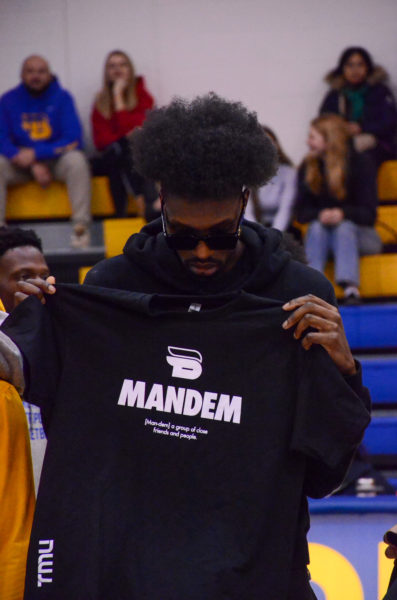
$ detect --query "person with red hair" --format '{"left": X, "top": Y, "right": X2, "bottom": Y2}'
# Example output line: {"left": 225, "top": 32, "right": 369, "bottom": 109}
{"left": 295, "top": 114, "right": 381, "bottom": 303}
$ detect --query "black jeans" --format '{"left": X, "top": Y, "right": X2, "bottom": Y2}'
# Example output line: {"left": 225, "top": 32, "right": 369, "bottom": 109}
{"left": 91, "top": 137, "right": 157, "bottom": 218}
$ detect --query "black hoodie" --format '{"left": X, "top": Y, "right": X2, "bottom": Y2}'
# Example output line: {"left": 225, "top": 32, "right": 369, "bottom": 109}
{"left": 86, "top": 219, "right": 336, "bottom": 303}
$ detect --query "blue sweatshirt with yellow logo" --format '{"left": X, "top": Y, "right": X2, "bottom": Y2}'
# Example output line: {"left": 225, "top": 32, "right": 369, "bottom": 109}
{"left": 0, "top": 77, "right": 83, "bottom": 160}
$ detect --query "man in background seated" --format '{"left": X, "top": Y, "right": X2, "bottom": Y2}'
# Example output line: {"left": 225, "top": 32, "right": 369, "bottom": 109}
{"left": 0, "top": 226, "right": 48, "bottom": 492}
{"left": 0, "top": 55, "right": 91, "bottom": 248}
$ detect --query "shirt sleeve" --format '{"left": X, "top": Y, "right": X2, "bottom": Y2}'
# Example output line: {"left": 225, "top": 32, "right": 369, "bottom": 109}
{"left": 0, "top": 99, "right": 19, "bottom": 159}
{"left": 272, "top": 167, "right": 297, "bottom": 231}
{"left": 291, "top": 344, "right": 371, "bottom": 498}
{"left": 361, "top": 84, "right": 397, "bottom": 138}
{"left": 1, "top": 296, "right": 61, "bottom": 415}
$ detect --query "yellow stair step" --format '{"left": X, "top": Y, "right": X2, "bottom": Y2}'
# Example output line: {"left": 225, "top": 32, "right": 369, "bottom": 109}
{"left": 325, "top": 254, "right": 397, "bottom": 298}
{"left": 6, "top": 177, "right": 138, "bottom": 220}
{"left": 378, "top": 161, "right": 397, "bottom": 201}
{"left": 79, "top": 266, "right": 92, "bottom": 284}
{"left": 103, "top": 218, "right": 146, "bottom": 258}
{"left": 376, "top": 205, "right": 397, "bottom": 244}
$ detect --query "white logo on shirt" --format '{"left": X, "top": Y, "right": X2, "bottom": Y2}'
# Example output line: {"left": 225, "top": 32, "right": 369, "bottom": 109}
{"left": 166, "top": 346, "right": 203, "bottom": 380}
{"left": 37, "top": 539, "right": 54, "bottom": 587}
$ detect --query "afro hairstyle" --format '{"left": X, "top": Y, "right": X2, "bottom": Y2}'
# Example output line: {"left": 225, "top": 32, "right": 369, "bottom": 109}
{"left": 0, "top": 226, "right": 43, "bottom": 258}
{"left": 131, "top": 93, "right": 278, "bottom": 199}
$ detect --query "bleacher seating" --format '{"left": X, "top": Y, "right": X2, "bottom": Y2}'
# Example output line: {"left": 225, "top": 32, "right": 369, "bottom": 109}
{"left": 360, "top": 357, "right": 397, "bottom": 404}
{"left": 340, "top": 304, "right": 397, "bottom": 349}
{"left": 341, "top": 301, "right": 397, "bottom": 477}
{"left": 103, "top": 217, "right": 146, "bottom": 258}
{"left": 325, "top": 254, "right": 397, "bottom": 298}
{"left": 364, "top": 418, "right": 397, "bottom": 456}
{"left": 78, "top": 217, "right": 146, "bottom": 283}
{"left": 6, "top": 176, "right": 139, "bottom": 220}
{"left": 378, "top": 161, "right": 397, "bottom": 201}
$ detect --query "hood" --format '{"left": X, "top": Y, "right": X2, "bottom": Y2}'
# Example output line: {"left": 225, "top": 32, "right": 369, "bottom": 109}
{"left": 122, "top": 218, "right": 291, "bottom": 295}
{"left": 135, "top": 76, "right": 146, "bottom": 92}
{"left": 20, "top": 76, "right": 61, "bottom": 100}
{"left": 324, "top": 65, "right": 389, "bottom": 90}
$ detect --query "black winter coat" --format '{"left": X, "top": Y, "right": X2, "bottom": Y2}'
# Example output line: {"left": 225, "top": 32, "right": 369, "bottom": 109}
{"left": 319, "top": 67, "right": 397, "bottom": 156}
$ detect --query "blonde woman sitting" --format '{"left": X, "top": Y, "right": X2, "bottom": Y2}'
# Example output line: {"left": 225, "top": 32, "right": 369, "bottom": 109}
{"left": 295, "top": 114, "right": 381, "bottom": 303}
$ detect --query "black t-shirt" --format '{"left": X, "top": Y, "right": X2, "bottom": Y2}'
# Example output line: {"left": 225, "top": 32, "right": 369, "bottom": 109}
{"left": 2, "top": 285, "right": 370, "bottom": 600}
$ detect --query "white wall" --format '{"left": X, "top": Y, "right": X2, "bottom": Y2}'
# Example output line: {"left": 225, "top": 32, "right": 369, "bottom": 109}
{"left": 1, "top": 0, "right": 397, "bottom": 162}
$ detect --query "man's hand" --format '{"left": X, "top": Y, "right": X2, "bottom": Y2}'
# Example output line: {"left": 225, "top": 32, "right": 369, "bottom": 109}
{"left": 282, "top": 294, "right": 356, "bottom": 375}
{"left": 384, "top": 527, "right": 397, "bottom": 559}
{"left": 31, "top": 162, "right": 52, "bottom": 187}
{"left": 319, "top": 208, "right": 344, "bottom": 226}
{"left": 12, "top": 148, "right": 36, "bottom": 168}
{"left": 15, "top": 276, "right": 56, "bottom": 306}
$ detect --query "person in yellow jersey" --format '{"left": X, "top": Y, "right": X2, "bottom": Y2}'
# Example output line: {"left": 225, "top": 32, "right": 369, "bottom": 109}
{"left": 0, "top": 226, "right": 49, "bottom": 492}
{"left": 0, "top": 293, "right": 35, "bottom": 600}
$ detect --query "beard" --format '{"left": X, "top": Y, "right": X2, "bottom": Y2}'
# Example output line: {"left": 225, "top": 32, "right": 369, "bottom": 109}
{"left": 24, "top": 77, "right": 53, "bottom": 97}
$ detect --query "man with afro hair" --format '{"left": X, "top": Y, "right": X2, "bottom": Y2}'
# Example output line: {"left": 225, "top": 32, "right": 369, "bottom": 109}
{"left": 8, "top": 94, "right": 370, "bottom": 600}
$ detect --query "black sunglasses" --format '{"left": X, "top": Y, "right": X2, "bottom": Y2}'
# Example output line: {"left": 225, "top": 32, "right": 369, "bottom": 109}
{"left": 161, "top": 194, "right": 247, "bottom": 251}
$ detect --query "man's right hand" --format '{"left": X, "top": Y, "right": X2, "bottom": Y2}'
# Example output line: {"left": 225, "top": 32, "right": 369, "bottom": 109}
{"left": 31, "top": 162, "right": 52, "bottom": 187}
{"left": 15, "top": 276, "right": 56, "bottom": 306}
{"left": 12, "top": 148, "right": 36, "bottom": 168}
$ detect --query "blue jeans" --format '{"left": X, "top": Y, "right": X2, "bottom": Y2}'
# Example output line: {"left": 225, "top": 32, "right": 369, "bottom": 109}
{"left": 305, "top": 220, "right": 382, "bottom": 286}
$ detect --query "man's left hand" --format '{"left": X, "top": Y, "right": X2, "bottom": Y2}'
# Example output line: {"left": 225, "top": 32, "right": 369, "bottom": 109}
{"left": 282, "top": 294, "right": 356, "bottom": 375}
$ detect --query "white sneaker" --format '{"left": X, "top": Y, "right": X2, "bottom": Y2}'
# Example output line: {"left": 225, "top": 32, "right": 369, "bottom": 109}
{"left": 343, "top": 285, "right": 361, "bottom": 305}
{"left": 70, "top": 224, "right": 90, "bottom": 249}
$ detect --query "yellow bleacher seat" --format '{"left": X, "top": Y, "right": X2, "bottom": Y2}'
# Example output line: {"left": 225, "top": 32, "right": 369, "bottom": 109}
{"left": 325, "top": 254, "right": 397, "bottom": 298}
{"left": 376, "top": 205, "right": 397, "bottom": 244}
{"left": 79, "top": 266, "right": 92, "bottom": 284}
{"left": 103, "top": 218, "right": 146, "bottom": 258}
{"left": 6, "top": 177, "right": 138, "bottom": 220}
{"left": 378, "top": 161, "right": 397, "bottom": 201}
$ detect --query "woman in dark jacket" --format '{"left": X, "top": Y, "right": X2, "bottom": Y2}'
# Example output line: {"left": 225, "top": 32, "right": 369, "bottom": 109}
{"left": 320, "top": 47, "right": 397, "bottom": 166}
{"left": 295, "top": 114, "right": 382, "bottom": 303}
